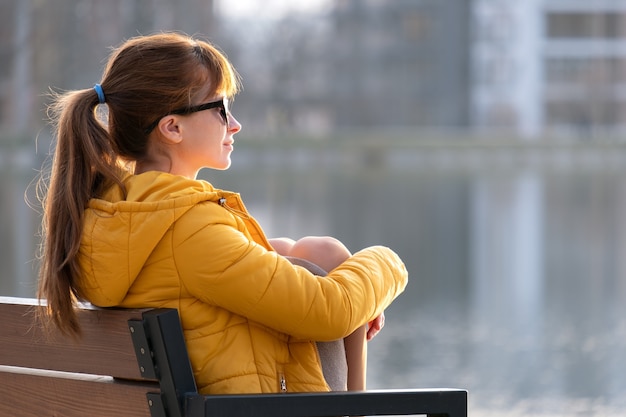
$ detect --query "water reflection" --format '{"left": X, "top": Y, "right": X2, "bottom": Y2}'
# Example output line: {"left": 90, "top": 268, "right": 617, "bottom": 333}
{"left": 0, "top": 150, "right": 39, "bottom": 297}
{"left": 3, "top": 143, "right": 626, "bottom": 416}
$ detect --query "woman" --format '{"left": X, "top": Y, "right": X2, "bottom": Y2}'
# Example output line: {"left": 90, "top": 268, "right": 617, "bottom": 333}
{"left": 38, "top": 32, "right": 408, "bottom": 395}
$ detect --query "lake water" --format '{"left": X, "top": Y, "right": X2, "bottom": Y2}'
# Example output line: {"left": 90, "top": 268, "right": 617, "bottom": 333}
{"left": 3, "top": 140, "right": 626, "bottom": 416}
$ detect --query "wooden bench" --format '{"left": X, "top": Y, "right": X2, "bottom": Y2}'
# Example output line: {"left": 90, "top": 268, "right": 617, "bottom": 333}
{"left": 0, "top": 296, "right": 467, "bottom": 417}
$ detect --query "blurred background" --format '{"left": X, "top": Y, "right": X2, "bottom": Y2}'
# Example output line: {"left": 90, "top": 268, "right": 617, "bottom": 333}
{"left": 2, "top": 0, "right": 626, "bottom": 415}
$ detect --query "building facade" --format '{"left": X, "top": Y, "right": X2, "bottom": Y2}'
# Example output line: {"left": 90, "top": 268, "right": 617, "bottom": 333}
{"left": 331, "top": 0, "right": 472, "bottom": 130}
{"left": 330, "top": 0, "right": 626, "bottom": 137}
{"left": 472, "top": 0, "right": 626, "bottom": 138}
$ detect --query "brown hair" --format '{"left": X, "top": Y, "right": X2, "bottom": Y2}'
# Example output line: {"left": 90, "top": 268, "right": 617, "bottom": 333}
{"left": 38, "top": 32, "right": 240, "bottom": 337}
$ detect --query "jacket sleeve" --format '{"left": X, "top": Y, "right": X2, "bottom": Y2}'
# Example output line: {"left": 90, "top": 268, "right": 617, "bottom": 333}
{"left": 174, "top": 205, "right": 408, "bottom": 341}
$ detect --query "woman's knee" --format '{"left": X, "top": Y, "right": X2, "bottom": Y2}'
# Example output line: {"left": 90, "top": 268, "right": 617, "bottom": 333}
{"left": 269, "top": 237, "right": 296, "bottom": 256}
{"left": 290, "top": 236, "right": 351, "bottom": 272}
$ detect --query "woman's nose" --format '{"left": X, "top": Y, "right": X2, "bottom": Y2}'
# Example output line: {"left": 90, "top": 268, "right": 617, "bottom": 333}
{"left": 228, "top": 113, "right": 242, "bottom": 133}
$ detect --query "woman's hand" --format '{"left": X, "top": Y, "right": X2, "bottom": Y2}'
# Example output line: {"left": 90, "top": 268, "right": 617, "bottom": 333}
{"left": 366, "top": 311, "right": 385, "bottom": 341}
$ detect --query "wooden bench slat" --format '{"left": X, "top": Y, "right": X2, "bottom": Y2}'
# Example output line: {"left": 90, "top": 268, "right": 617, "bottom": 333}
{"left": 0, "top": 366, "right": 157, "bottom": 417}
{"left": 0, "top": 297, "right": 148, "bottom": 380}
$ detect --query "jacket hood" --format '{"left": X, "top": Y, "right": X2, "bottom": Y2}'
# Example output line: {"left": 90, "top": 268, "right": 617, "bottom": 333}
{"left": 78, "top": 171, "right": 232, "bottom": 306}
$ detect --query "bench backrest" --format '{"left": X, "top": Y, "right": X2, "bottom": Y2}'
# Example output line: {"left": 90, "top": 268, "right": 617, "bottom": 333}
{"left": 0, "top": 297, "right": 159, "bottom": 417}
{"left": 0, "top": 296, "right": 468, "bottom": 417}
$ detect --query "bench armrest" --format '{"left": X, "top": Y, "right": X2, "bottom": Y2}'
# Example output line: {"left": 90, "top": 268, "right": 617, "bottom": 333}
{"left": 186, "top": 389, "right": 468, "bottom": 417}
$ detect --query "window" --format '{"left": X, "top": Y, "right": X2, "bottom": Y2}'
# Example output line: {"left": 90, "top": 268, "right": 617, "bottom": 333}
{"left": 546, "top": 58, "right": 626, "bottom": 83}
{"left": 547, "top": 12, "right": 626, "bottom": 39}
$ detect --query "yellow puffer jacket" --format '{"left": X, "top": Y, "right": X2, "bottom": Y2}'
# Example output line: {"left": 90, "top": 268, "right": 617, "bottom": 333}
{"left": 78, "top": 171, "right": 408, "bottom": 394}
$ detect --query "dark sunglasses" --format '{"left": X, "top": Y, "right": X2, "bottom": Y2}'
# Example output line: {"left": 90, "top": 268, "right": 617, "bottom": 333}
{"left": 144, "top": 98, "right": 229, "bottom": 134}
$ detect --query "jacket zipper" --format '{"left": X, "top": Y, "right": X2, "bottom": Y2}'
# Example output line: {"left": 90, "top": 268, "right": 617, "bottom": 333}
{"left": 279, "top": 372, "right": 287, "bottom": 393}
{"left": 218, "top": 196, "right": 274, "bottom": 250}
{"left": 218, "top": 197, "right": 250, "bottom": 219}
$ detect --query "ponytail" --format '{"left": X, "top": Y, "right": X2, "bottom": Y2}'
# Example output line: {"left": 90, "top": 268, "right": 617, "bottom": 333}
{"left": 38, "top": 87, "right": 124, "bottom": 338}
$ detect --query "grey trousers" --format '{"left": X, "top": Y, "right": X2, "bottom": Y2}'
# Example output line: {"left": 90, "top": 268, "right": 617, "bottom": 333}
{"left": 317, "top": 340, "right": 348, "bottom": 391}
{"left": 286, "top": 257, "right": 348, "bottom": 392}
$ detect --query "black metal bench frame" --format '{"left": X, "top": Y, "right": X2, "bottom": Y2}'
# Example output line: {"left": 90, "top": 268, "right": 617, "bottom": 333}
{"left": 134, "top": 308, "right": 467, "bottom": 417}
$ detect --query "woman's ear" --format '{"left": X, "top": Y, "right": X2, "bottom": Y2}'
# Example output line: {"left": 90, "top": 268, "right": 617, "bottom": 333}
{"left": 156, "top": 116, "right": 183, "bottom": 144}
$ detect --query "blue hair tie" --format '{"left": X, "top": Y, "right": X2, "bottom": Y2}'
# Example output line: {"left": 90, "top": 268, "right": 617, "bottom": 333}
{"left": 93, "top": 84, "right": 106, "bottom": 104}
